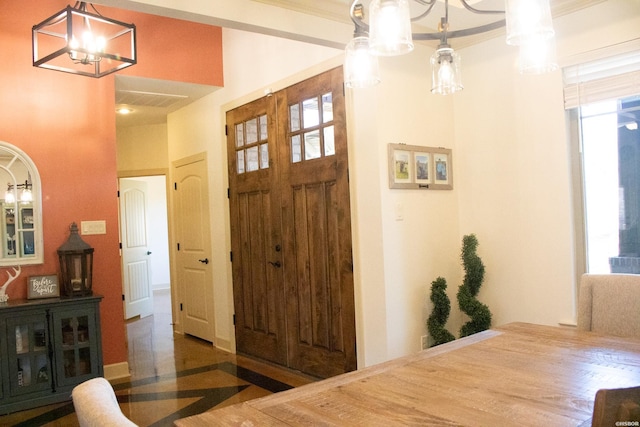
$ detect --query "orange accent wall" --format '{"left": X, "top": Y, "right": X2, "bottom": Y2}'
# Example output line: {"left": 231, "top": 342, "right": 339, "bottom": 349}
{"left": 0, "top": 0, "right": 223, "bottom": 367}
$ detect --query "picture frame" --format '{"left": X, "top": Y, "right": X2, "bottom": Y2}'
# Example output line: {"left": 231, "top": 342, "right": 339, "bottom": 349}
{"left": 27, "top": 274, "right": 60, "bottom": 299}
{"left": 388, "top": 144, "right": 453, "bottom": 190}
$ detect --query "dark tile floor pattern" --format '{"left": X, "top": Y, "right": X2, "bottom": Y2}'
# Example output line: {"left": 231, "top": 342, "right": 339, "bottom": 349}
{"left": 0, "top": 290, "right": 315, "bottom": 426}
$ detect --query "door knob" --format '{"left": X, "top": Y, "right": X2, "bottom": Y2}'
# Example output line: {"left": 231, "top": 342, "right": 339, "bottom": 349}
{"left": 268, "top": 261, "right": 281, "bottom": 268}
{"left": 199, "top": 258, "right": 209, "bottom": 264}
{"left": 147, "top": 251, "right": 152, "bottom": 255}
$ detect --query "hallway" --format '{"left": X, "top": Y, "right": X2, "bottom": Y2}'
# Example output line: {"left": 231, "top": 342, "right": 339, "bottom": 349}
{"left": 0, "top": 290, "right": 316, "bottom": 426}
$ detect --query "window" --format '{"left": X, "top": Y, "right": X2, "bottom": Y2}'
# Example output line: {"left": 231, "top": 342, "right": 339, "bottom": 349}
{"left": 566, "top": 44, "right": 640, "bottom": 273}
{"left": 575, "top": 97, "right": 640, "bottom": 273}
{"left": 234, "top": 114, "right": 269, "bottom": 174}
{"left": 289, "top": 92, "right": 335, "bottom": 163}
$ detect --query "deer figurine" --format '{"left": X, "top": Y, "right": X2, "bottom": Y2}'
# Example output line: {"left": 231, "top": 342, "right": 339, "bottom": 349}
{"left": 0, "top": 266, "right": 21, "bottom": 302}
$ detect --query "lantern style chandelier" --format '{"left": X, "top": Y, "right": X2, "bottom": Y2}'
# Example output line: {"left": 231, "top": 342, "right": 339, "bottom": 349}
{"left": 32, "top": 2, "right": 137, "bottom": 78}
{"left": 344, "top": 0, "right": 558, "bottom": 93}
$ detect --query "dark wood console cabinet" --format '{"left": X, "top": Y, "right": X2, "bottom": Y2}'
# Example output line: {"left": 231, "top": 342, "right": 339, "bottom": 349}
{"left": 0, "top": 295, "right": 102, "bottom": 414}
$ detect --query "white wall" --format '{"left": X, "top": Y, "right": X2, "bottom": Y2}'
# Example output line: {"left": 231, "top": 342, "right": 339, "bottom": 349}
{"left": 116, "top": 123, "right": 168, "bottom": 171}
{"left": 454, "top": 0, "right": 640, "bottom": 330}
{"left": 121, "top": 0, "right": 640, "bottom": 369}
{"left": 167, "top": 28, "right": 342, "bottom": 352}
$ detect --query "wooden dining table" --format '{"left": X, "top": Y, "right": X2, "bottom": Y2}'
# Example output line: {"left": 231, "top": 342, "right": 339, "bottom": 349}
{"left": 174, "top": 322, "right": 640, "bottom": 426}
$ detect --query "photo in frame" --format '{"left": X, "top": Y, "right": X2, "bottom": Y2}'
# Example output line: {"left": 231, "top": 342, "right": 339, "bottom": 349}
{"left": 388, "top": 144, "right": 453, "bottom": 190}
{"left": 392, "top": 148, "right": 412, "bottom": 184}
{"left": 27, "top": 274, "right": 60, "bottom": 299}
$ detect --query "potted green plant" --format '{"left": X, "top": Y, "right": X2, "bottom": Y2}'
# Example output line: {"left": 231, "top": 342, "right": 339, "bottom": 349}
{"left": 427, "top": 277, "right": 455, "bottom": 347}
{"left": 457, "top": 234, "right": 492, "bottom": 337}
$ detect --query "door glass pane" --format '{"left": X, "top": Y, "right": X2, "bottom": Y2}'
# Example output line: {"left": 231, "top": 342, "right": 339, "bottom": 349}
{"left": 235, "top": 124, "right": 244, "bottom": 147}
{"left": 303, "top": 97, "right": 320, "bottom": 128}
{"left": 579, "top": 95, "right": 640, "bottom": 273}
{"left": 237, "top": 151, "right": 245, "bottom": 174}
{"left": 246, "top": 118, "right": 258, "bottom": 145}
{"left": 290, "top": 104, "right": 300, "bottom": 132}
{"left": 291, "top": 135, "right": 301, "bottom": 163}
{"left": 324, "top": 126, "right": 335, "bottom": 156}
{"left": 259, "top": 114, "right": 268, "bottom": 141}
{"left": 304, "top": 130, "right": 321, "bottom": 160}
{"left": 260, "top": 143, "right": 269, "bottom": 169}
{"left": 246, "top": 146, "right": 259, "bottom": 172}
{"left": 322, "top": 92, "right": 333, "bottom": 123}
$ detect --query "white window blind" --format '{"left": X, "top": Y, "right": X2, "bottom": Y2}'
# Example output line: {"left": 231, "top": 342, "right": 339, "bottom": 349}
{"left": 563, "top": 44, "right": 640, "bottom": 110}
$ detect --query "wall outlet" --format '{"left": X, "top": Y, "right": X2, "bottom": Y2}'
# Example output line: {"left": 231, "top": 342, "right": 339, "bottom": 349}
{"left": 421, "top": 335, "right": 428, "bottom": 350}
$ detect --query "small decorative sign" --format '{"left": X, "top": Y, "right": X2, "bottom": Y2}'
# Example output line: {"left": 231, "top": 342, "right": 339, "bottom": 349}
{"left": 28, "top": 275, "right": 60, "bottom": 299}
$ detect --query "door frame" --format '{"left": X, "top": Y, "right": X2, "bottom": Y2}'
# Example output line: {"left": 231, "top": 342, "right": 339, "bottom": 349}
{"left": 117, "top": 169, "right": 177, "bottom": 327}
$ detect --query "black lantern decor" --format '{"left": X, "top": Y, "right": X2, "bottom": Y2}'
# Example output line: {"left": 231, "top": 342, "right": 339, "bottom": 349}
{"left": 57, "top": 223, "right": 94, "bottom": 297}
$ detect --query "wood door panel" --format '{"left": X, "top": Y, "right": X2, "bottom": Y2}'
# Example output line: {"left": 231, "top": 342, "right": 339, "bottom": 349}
{"left": 279, "top": 67, "right": 356, "bottom": 378}
{"left": 228, "top": 67, "right": 355, "bottom": 378}
{"left": 228, "top": 96, "right": 287, "bottom": 366}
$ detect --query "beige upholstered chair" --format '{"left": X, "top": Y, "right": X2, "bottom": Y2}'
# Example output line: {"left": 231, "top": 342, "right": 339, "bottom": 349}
{"left": 591, "top": 386, "right": 640, "bottom": 427}
{"left": 72, "top": 377, "right": 137, "bottom": 427}
{"left": 577, "top": 273, "right": 640, "bottom": 337}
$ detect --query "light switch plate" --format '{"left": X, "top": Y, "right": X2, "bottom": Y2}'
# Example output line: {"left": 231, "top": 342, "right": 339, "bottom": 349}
{"left": 81, "top": 220, "right": 106, "bottom": 235}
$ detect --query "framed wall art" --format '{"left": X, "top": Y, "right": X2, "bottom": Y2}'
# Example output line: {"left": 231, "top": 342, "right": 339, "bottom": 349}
{"left": 388, "top": 144, "right": 453, "bottom": 190}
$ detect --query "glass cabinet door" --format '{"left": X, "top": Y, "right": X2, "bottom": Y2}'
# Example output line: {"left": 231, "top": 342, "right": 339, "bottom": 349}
{"left": 53, "top": 309, "right": 97, "bottom": 387}
{"left": 7, "top": 314, "right": 51, "bottom": 396}
{"left": 2, "top": 205, "right": 16, "bottom": 258}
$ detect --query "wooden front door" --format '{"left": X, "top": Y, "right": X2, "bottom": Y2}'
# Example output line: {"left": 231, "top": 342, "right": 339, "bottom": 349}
{"left": 227, "top": 67, "right": 356, "bottom": 378}
{"left": 227, "top": 94, "right": 287, "bottom": 366}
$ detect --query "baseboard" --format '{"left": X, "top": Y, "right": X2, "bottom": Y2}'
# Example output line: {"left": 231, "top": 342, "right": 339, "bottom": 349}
{"left": 104, "top": 362, "right": 130, "bottom": 381}
{"left": 214, "top": 337, "right": 232, "bottom": 353}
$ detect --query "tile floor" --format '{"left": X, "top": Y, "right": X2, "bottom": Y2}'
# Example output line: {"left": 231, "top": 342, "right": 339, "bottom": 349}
{"left": 0, "top": 290, "right": 316, "bottom": 426}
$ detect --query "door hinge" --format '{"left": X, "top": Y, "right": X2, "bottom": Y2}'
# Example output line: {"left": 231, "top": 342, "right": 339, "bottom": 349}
{"left": 119, "top": 242, "right": 122, "bottom": 249}
{"left": 230, "top": 251, "right": 233, "bottom": 262}
{"left": 174, "top": 182, "right": 177, "bottom": 190}
{"left": 180, "top": 303, "right": 183, "bottom": 311}
{"left": 233, "top": 314, "right": 236, "bottom": 325}
{"left": 177, "top": 243, "right": 180, "bottom": 251}
{"left": 225, "top": 124, "right": 228, "bottom": 136}
{"left": 122, "top": 294, "right": 125, "bottom": 301}
{"left": 117, "top": 190, "right": 120, "bottom": 197}
{"left": 227, "top": 188, "right": 230, "bottom": 199}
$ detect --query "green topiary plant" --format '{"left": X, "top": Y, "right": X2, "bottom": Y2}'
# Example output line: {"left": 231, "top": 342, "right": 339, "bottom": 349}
{"left": 456, "top": 234, "right": 492, "bottom": 338}
{"left": 427, "top": 277, "right": 455, "bottom": 347}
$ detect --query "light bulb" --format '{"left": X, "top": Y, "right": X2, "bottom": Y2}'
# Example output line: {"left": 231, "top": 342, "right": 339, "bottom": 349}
{"left": 344, "top": 37, "right": 381, "bottom": 88}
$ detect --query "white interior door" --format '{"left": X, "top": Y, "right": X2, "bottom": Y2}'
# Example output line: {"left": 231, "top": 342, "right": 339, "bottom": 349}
{"left": 174, "top": 154, "right": 215, "bottom": 342}
{"left": 120, "top": 178, "right": 154, "bottom": 319}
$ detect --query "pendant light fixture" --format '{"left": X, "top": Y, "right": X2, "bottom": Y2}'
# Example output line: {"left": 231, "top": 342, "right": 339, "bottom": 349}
{"left": 345, "top": 3, "right": 382, "bottom": 88}
{"left": 345, "top": 0, "right": 557, "bottom": 94}
{"left": 32, "top": 2, "right": 136, "bottom": 78}
{"left": 431, "top": 44, "right": 463, "bottom": 95}
{"left": 369, "top": 0, "right": 414, "bottom": 56}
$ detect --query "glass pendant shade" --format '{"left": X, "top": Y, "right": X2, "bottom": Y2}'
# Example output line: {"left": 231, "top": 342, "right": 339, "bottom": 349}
{"left": 431, "top": 47, "right": 463, "bottom": 95}
{"left": 4, "top": 189, "right": 15, "bottom": 204}
{"left": 344, "top": 37, "right": 381, "bottom": 88}
{"left": 518, "top": 35, "right": 558, "bottom": 74}
{"left": 505, "top": 0, "right": 554, "bottom": 46}
{"left": 369, "top": 0, "right": 414, "bottom": 56}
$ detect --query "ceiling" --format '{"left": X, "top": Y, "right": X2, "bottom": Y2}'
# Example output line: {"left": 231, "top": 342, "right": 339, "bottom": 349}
{"left": 115, "top": 76, "right": 218, "bottom": 128}
{"left": 116, "top": 0, "right": 602, "bottom": 128}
